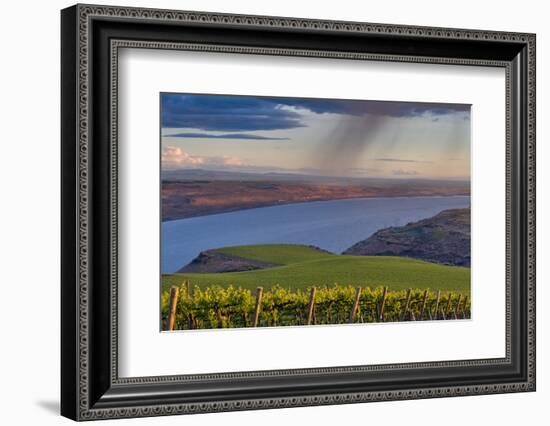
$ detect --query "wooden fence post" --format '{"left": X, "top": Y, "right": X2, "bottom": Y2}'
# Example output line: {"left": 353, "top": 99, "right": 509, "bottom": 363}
{"left": 253, "top": 287, "right": 263, "bottom": 327}
{"left": 453, "top": 294, "right": 462, "bottom": 320}
{"left": 419, "top": 289, "right": 429, "bottom": 320}
{"left": 379, "top": 287, "right": 388, "bottom": 322}
{"left": 461, "top": 295, "right": 469, "bottom": 319}
{"left": 307, "top": 287, "right": 317, "bottom": 325}
{"left": 349, "top": 287, "right": 362, "bottom": 323}
{"left": 184, "top": 281, "right": 195, "bottom": 329}
{"left": 326, "top": 302, "right": 333, "bottom": 324}
{"left": 185, "top": 280, "right": 191, "bottom": 299}
{"left": 401, "top": 288, "right": 412, "bottom": 321}
{"left": 445, "top": 292, "right": 453, "bottom": 318}
{"left": 166, "top": 286, "right": 179, "bottom": 331}
{"left": 434, "top": 290, "right": 441, "bottom": 320}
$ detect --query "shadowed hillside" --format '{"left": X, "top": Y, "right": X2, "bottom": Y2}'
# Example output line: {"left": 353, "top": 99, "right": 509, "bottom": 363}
{"left": 344, "top": 208, "right": 470, "bottom": 266}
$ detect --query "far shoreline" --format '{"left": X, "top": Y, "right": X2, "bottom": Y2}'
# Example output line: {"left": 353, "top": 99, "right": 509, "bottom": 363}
{"left": 162, "top": 193, "right": 471, "bottom": 223}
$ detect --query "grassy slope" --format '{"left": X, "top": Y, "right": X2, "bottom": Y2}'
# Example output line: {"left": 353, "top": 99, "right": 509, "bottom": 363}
{"left": 163, "top": 245, "right": 470, "bottom": 293}
{"left": 215, "top": 244, "right": 333, "bottom": 265}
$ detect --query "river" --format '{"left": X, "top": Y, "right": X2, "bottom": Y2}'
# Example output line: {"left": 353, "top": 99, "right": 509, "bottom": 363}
{"left": 161, "top": 195, "right": 470, "bottom": 273}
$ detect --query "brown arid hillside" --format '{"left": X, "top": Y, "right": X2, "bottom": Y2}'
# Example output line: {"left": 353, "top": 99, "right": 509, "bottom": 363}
{"left": 162, "top": 176, "right": 470, "bottom": 221}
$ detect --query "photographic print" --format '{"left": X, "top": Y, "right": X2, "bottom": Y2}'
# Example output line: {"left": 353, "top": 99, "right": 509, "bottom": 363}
{"left": 160, "top": 93, "right": 472, "bottom": 331}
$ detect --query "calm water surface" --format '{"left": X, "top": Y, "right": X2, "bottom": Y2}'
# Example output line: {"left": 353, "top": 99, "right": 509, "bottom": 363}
{"left": 162, "top": 195, "right": 470, "bottom": 273}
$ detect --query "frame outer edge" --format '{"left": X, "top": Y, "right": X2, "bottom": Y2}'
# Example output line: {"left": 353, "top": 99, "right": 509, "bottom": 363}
{"left": 66, "top": 4, "right": 536, "bottom": 421}
{"left": 527, "top": 33, "right": 536, "bottom": 390}
{"left": 61, "top": 4, "right": 80, "bottom": 422}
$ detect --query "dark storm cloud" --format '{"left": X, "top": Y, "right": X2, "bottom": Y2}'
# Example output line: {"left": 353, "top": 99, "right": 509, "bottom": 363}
{"left": 166, "top": 132, "right": 289, "bottom": 141}
{"left": 278, "top": 98, "right": 470, "bottom": 118}
{"left": 161, "top": 94, "right": 471, "bottom": 132}
{"left": 161, "top": 94, "right": 306, "bottom": 131}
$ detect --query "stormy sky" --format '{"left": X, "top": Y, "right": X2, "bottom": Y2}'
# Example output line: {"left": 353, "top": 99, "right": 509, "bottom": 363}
{"left": 160, "top": 93, "right": 471, "bottom": 180}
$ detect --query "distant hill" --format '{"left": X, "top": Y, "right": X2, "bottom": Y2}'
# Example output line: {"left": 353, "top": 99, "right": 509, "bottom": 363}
{"left": 162, "top": 168, "right": 471, "bottom": 186}
{"left": 344, "top": 208, "right": 470, "bottom": 266}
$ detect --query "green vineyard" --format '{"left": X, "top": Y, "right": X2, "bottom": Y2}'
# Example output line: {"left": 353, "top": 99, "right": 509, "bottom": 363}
{"left": 161, "top": 282, "right": 471, "bottom": 331}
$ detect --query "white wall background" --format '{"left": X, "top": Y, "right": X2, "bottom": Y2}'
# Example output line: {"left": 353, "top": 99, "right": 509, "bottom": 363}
{"left": 0, "top": 0, "right": 546, "bottom": 424}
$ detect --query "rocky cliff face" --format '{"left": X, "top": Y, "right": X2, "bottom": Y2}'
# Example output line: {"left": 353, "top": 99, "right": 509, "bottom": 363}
{"left": 343, "top": 208, "right": 470, "bottom": 267}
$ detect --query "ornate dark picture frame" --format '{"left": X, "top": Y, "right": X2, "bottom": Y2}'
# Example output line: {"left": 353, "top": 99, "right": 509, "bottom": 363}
{"left": 61, "top": 4, "right": 536, "bottom": 421}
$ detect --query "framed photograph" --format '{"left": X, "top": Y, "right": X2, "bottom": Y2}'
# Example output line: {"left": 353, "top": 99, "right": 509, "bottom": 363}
{"left": 61, "top": 4, "right": 536, "bottom": 421}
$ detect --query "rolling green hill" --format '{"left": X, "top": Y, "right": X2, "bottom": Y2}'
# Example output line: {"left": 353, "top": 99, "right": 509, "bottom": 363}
{"left": 215, "top": 244, "right": 333, "bottom": 265}
{"left": 162, "top": 244, "right": 469, "bottom": 293}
